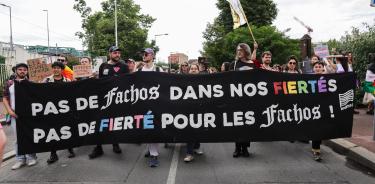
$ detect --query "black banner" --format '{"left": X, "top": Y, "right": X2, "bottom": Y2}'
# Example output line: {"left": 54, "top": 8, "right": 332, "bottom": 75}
{"left": 15, "top": 70, "right": 355, "bottom": 154}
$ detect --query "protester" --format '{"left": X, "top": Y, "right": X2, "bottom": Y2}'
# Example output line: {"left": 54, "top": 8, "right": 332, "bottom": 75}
{"left": 58, "top": 55, "right": 74, "bottom": 81}
{"left": 126, "top": 59, "right": 136, "bottom": 73}
{"left": 260, "top": 51, "right": 276, "bottom": 71}
{"left": 208, "top": 67, "right": 218, "bottom": 74}
{"left": 8, "top": 66, "right": 16, "bottom": 80}
{"left": 0, "top": 123, "right": 6, "bottom": 167}
{"left": 363, "top": 54, "right": 375, "bottom": 115}
{"left": 283, "top": 56, "right": 302, "bottom": 74}
{"left": 3, "top": 63, "right": 38, "bottom": 170}
{"left": 229, "top": 43, "right": 258, "bottom": 157}
{"left": 138, "top": 48, "right": 163, "bottom": 167}
{"left": 272, "top": 64, "right": 281, "bottom": 72}
{"left": 89, "top": 46, "right": 129, "bottom": 159}
{"left": 179, "top": 61, "right": 190, "bottom": 74}
{"left": 184, "top": 63, "right": 204, "bottom": 162}
{"left": 80, "top": 57, "right": 92, "bottom": 65}
{"left": 42, "top": 61, "right": 75, "bottom": 164}
{"left": 76, "top": 57, "right": 94, "bottom": 80}
{"left": 310, "top": 61, "right": 325, "bottom": 161}
{"left": 221, "top": 62, "right": 231, "bottom": 72}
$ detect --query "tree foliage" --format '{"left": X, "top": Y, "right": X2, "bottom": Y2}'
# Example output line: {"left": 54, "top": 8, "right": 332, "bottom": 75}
{"left": 73, "top": 0, "right": 156, "bottom": 60}
{"left": 216, "top": 0, "right": 277, "bottom": 34}
{"left": 326, "top": 22, "right": 375, "bottom": 106}
{"left": 202, "top": 0, "right": 300, "bottom": 68}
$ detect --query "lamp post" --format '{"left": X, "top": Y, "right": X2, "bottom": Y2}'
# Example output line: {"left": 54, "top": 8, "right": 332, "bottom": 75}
{"left": 0, "top": 3, "right": 13, "bottom": 63}
{"left": 154, "top": 33, "right": 169, "bottom": 71}
{"left": 114, "top": 0, "right": 118, "bottom": 47}
{"left": 43, "top": 10, "right": 50, "bottom": 54}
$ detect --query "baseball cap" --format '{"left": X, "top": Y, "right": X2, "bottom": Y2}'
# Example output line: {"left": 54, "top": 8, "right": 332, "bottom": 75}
{"left": 15, "top": 63, "right": 28, "bottom": 70}
{"left": 109, "top": 46, "right": 121, "bottom": 52}
{"left": 143, "top": 48, "right": 154, "bottom": 55}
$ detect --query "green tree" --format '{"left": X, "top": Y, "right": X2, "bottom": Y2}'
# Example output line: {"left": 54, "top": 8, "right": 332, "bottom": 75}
{"left": 0, "top": 55, "right": 5, "bottom": 64}
{"left": 203, "top": 25, "right": 300, "bottom": 68}
{"left": 74, "top": 0, "right": 156, "bottom": 60}
{"left": 216, "top": 0, "right": 277, "bottom": 34}
{"left": 202, "top": 0, "right": 299, "bottom": 67}
{"left": 324, "top": 22, "right": 375, "bottom": 106}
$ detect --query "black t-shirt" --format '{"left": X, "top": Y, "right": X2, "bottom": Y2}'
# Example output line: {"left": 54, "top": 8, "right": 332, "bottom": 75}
{"left": 99, "top": 62, "right": 129, "bottom": 78}
{"left": 53, "top": 78, "right": 64, "bottom": 83}
{"left": 230, "top": 60, "right": 255, "bottom": 71}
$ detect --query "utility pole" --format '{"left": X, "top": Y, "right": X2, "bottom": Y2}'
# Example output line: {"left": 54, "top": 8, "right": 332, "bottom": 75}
{"left": 114, "top": 0, "right": 118, "bottom": 47}
{"left": 0, "top": 3, "right": 14, "bottom": 64}
{"left": 43, "top": 10, "right": 50, "bottom": 54}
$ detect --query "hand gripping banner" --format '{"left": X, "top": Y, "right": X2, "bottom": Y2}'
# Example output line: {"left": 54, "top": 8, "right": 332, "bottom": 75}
{"left": 15, "top": 70, "right": 355, "bottom": 154}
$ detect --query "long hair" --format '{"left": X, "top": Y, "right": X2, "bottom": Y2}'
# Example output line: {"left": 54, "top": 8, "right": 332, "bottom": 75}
{"left": 235, "top": 43, "right": 252, "bottom": 61}
{"left": 284, "top": 55, "right": 301, "bottom": 73}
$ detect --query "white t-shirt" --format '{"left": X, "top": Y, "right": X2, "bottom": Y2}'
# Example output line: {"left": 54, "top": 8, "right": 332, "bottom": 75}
{"left": 141, "top": 64, "right": 163, "bottom": 72}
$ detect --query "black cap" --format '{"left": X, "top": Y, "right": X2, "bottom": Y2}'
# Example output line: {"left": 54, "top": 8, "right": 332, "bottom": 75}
{"left": 51, "top": 61, "right": 65, "bottom": 69}
{"left": 15, "top": 63, "right": 28, "bottom": 70}
{"left": 109, "top": 46, "right": 121, "bottom": 52}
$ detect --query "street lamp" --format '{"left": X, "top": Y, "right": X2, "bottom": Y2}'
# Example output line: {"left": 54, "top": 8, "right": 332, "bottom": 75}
{"left": 43, "top": 10, "right": 50, "bottom": 54}
{"left": 154, "top": 33, "right": 169, "bottom": 71}
{"left": 114, "top": 0, "right": 118, "bottom": 47}
{"left": 0, "top": 3, "right": 13, "bottom": 60}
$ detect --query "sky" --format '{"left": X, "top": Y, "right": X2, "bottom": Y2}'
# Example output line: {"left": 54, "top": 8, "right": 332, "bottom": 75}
{"left": 0, "top": 0, "right": 374, "bottom": 62}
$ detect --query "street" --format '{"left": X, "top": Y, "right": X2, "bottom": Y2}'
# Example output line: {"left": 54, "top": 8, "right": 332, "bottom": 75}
{"left": 1, "top": 142, "right": 374, "bottom": 184}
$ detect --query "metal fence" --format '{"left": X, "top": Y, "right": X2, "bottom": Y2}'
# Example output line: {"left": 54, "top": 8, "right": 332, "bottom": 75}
{"left": 0, "top": 64, "right": 12, "bottom": 96}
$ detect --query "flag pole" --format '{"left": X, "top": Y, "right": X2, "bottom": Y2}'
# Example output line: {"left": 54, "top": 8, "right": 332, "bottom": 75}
{"left": 238, "top": 4, "right": 256, "bottom": 43}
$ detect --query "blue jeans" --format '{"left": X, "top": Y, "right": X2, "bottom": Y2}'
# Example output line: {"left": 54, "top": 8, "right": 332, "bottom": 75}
{"left": 186, "top": 142, "right": 200, "bottom": 155}
{"left": 11, "top": 118, "right": 37, "bottom": 162}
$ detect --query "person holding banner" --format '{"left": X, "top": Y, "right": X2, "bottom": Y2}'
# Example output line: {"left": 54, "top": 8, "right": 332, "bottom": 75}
{"left": 184, "top": 63, "right": 204, "bottom": 162}
{"left": 229, "top": 43, "right": 258, "bottom": 157}
{"left": 89, "top": 46, "right": 129, "bottom": 159}
{"left": 125, "top": 59, "right": 136, "bottom": 73}
{"left": 282, "top": 56, "right": 302, "bottom": 74}
{"left": 3, "top": 63, "right": 38, "bottom": 170}
{"left": 260, "top": 51, "right": 276, "bottom": 71}
{"left": 310, "top": 61, "right": 326, "bottom": 161}
{"left": 42, "top": 61, "right": 76, "bottom": 164}
{"left": 0, "top": 123, "right": 6, "bottom": 167}
{"left": 138, "top": 48, "right": 163, "bottom": 167}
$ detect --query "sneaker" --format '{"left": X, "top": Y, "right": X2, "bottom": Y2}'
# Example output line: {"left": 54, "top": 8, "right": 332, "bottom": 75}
{"left": 313, "top": 151, "right": 322, "bottom": 162}
{"left": 233, "top": 150, "right": 241, "bottom": 158}
{"left": 11, "top": 161, "right": 26, "bottom": 170}
{"left": 27, "top": 159, "right": 37, "bottom": 166}
{"left": 149, "top": 156, "right": 159, "bottom": 167}
{"left": 89, "top": 147, "right": 103, "bottom": 159}
{"left": 353, "top": 110, "right": 360, "bottom": 114}
{"left": 184, "top": 154, "right": 194, "bottom": 162}
{"left": 47, "top": 153, "right": 58, "bottom": 164}
{"left": 113, "top": 144, "right": 122, "bottom": 154}
{"left": 194, "top": 149, "right": 204, "bottom": 155}
{"left": 242, "top": 149, "right": 250, "bottom": 157}
{"left": 68, "top": 149, "right": 75, "bottom": 158}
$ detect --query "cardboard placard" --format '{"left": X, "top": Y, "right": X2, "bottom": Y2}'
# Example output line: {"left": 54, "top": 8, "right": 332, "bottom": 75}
{"left": 27, "top": 58, "right": 52, "bottom": 83}
{"left": 73, "top": 65, "right": 93, "bottom": 78}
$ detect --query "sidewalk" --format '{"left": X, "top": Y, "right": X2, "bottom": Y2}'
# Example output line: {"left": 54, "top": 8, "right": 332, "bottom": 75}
{"left": 324, "top": 108, "right": 375, "bottom": 172}
{"left": 1, "top": 102, "right": 375, "bottom": 171}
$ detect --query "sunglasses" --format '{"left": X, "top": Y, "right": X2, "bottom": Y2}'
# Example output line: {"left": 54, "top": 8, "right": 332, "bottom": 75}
{"left": 57, "top": 59, "right": 66, "bottom": 62}
{"left": 288, "top": 62, "right": 296, "bottom": 65}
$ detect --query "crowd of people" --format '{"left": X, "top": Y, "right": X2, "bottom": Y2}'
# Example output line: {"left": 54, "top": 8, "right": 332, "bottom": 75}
{"left": 0, "top": 42, "right": 360, "bottom": 170}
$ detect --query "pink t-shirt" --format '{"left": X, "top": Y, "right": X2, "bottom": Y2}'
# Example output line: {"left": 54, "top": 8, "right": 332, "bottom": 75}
{"left": 0, "top": 123, "right": 2, "bottom": 129}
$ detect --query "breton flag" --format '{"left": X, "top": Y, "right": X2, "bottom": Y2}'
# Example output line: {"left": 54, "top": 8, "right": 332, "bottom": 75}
{"left": 226, "top": 0, "right": 247, "bottom": 29}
